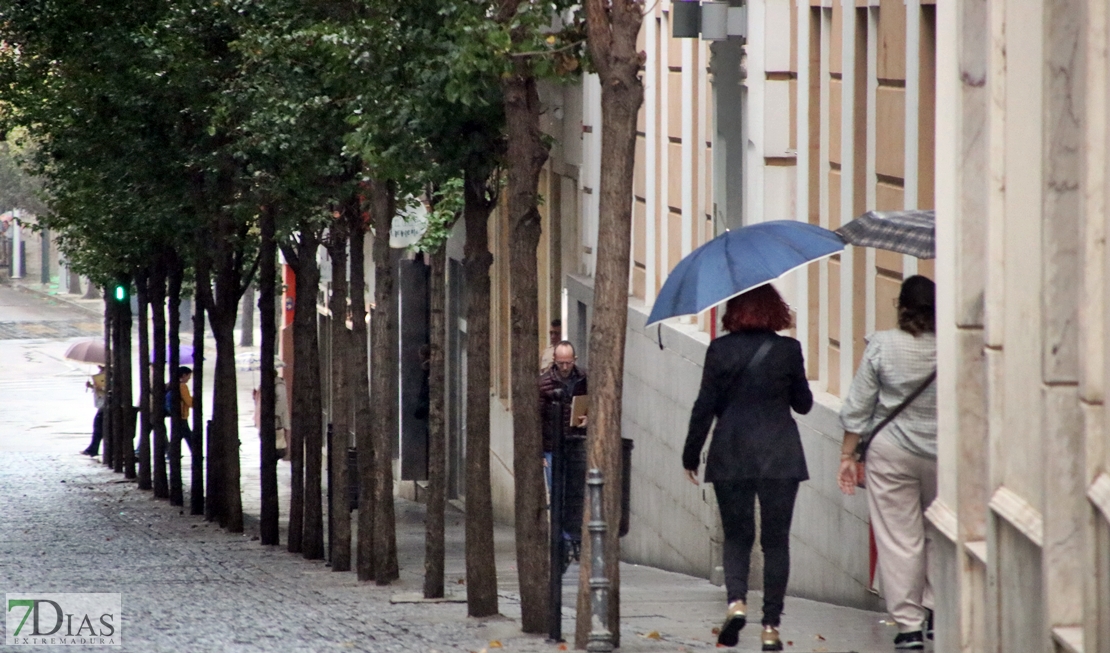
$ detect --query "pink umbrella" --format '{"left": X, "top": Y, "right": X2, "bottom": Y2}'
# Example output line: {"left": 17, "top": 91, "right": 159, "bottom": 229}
{"left": 64, "top": 339, "right": 106, "bottom": 365}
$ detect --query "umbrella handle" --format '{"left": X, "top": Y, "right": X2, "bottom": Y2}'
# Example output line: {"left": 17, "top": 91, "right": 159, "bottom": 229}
{"left": 657, "top": 324, "right": 664, "bottom": 351}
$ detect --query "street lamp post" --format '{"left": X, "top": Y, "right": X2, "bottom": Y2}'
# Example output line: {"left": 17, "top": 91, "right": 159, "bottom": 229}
{"left": 11, "top": 210, "right": 22, "bottom": 279}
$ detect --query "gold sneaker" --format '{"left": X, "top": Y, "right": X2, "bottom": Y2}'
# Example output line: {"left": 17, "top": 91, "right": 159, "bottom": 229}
{"left": 716, "top": 600, "right": 747, "bottom": 647}
{"left": 761, "top": 625, "right": 783, "bottom": 651}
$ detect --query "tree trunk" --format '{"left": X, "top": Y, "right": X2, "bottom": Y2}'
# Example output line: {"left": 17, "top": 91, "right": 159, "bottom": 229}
{"left": 351, "top": 216, "right": 377, "bottom": 583}
{"left": 151, "top": 267, "right": 169, "bottom": 499}
{"left": 463, "top": 173, "right": 498, "bottom": 616}
{"left": 168, "top": 259, "right": 185, "bottom": 507}
{"left": 283, "top": 231, "right": 324, "bottom": 557}
{"left": 102, "top": 291, "right": 113, "bottom": 470}
{"left": 502, "top": 63, "right": 551, "bottom": 633}
{"left": 299, "top": 243, "right": 325, "bottom": 562}
{"left": 327, "top": 221, "right": 352, "bottom": 572}
{"left": 423, "top": 246, "right": 448, "bottom": 599}
{"left": 136, "top": 270, "right": 152, "bottom": 491}
{"left": 240, "top": 285, "right": 255, "bottom": 347}
{"left": 117, "top": 281, "right": 134, "bottom": 478}
{"left": 209, "top": 306, "right": 240, "bottom": 530}
{"left": 191, "top": 263, "right": 207, "bottom": 516}
{"left": 110, "top": 291, "right": 124, "bottom": 473}
{"left": 259, "top": 206, "right": 280, "bottom": 545}
{"left": 209, "top": 252, "right": 246, "bottom": 532}
{"left": 574, "top": 4, "right": 645, "bottom": 647}
{"left": 368, "top": 179, "right": 399, "bottom": 584}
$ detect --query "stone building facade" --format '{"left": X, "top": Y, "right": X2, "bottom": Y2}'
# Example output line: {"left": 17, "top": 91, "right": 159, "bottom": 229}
{"left": 930, "top": 0, "right": 1110, "bottom": 651}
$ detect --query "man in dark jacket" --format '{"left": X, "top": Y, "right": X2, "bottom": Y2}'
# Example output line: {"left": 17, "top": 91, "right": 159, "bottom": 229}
{"left": 538, "top": 341, "right": 587, "bottom": 455}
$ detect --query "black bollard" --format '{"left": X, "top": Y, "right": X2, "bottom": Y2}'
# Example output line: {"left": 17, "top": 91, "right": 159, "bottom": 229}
{"left": 586, "top": 469, "right": 613, "bottom": 652}
{"left": 326, "top": 423, "right": 333, "bottom": 564}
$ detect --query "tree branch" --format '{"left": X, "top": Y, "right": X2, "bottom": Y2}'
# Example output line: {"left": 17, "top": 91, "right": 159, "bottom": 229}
{"left": 279, "top": 239, "right": 301, "bottom": 271}
{"left": 510, "top": 39, "right": 586, "bottom": 58}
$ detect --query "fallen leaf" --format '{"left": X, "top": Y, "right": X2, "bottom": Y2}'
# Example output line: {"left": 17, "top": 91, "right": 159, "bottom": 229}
{"left": 489, "top": 641, "right": 502, "bottom": 649}
{"left": 558, "top": 645, "right": 568, "bottom": 651}
{"left": 711, "top": 627, "right": 720, "bottom": 635}
{"left": 814, "top": 634, "right": 826, "bottom": 641}
{"left": 786, "top": 641, "right": 793, "bottom": 646}
{"left": 645, "top": 631, "right": 661, "bottom": 640}
{"left": 457, "top": 578, "right": 465, "bottom": 584}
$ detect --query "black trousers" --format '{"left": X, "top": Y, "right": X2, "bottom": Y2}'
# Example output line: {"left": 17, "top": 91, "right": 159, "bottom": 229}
{"left": 85, "top": 410, "right": 104, "bottom": 455}
{"left": 171, "top": 418, "right": 193, "bottom": 453}
{"left": 714, "top": 478, "right": 800, "bottom": 627}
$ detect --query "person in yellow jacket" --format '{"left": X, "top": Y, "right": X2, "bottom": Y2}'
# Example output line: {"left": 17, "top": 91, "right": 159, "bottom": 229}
{"left": 81, "top": 365, "right": 107, "bottom": 456}
{"left": 172, "top": 366, "right": 194, "bottom": 452}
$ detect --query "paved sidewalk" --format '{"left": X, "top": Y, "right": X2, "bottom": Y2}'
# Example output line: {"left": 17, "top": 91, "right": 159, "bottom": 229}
{"left": 7, "top": 279, "right": 105, "bottom": 317}
{"left": 2, "top": 286, "right": 907, "bottom": 652}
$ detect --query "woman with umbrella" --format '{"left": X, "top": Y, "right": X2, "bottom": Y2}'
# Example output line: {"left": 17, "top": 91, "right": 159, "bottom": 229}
{"left": 681, "top": 284, "right": 813, "bottom": 650}
{"left": 64, "top": 339, "right": 108, "bottom": 458}
{"left": 837, "top": 276, "right": 937, "bottom": 650}
{"left": 649, "top": 220, "right": 840, "bottom": 650}
{"left": 81, "top": 364, "right": 107, "bottom": 456}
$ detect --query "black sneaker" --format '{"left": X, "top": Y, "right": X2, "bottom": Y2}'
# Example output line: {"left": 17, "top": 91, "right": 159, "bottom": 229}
{"left": 894, "top": 631, "right": 925, "bottom": 650}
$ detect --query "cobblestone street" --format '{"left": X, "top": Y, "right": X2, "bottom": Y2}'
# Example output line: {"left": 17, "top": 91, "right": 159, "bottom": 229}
{"left": 0, "top": 451, "right": 549, "bottom": 653}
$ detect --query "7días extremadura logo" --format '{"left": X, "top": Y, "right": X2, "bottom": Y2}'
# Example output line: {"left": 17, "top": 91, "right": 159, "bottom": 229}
{"left": 6, "top": 593, "right": 121, "bottom": 647}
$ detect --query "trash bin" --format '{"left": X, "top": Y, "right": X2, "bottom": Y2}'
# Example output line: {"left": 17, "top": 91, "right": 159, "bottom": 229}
{"left": 560, "top": 437, "right": 634, "bottom": 540}
{"left": 620, "top": 437, "right": 633, "bottom": 537}
{"left": 348, "top": 447, "right": 359, "bottom": 511}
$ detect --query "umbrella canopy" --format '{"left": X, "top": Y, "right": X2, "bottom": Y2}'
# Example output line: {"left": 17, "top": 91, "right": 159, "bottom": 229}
{"left": 64, "top": 339, "right": 106, "bottom": 365}
{"left": 646, "top": 220, "right": 844, "bottom": 326}
{"left": 835, "top": 209, "right": 935, "bottom": 259}
{"left": 151, "top": 344, "right": 194, "bottom": 365}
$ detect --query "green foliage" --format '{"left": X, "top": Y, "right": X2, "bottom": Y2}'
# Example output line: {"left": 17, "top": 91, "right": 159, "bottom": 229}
{"left": 0, "top": 0, "right": 587, "bottom": 287}
{"left": 0, "top": 134, "right": 46, "bottom": 215}
{"left": 417, "top": 178, "right": 465, "bottom": 254}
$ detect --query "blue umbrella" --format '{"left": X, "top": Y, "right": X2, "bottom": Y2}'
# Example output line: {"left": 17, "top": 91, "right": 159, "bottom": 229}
{"left": 646, "top": 220, "right": 844, "bottom": 326}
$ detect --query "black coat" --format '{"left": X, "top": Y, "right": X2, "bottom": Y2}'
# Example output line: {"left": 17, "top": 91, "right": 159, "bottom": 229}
{"left": 682, "top": 330, "right": 814, "bottom": 482}
{"left": 539, "top": 364, "right": 587, "bottom": 453}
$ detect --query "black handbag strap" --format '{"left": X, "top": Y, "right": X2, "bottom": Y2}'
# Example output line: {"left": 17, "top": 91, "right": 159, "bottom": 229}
{"left": 723, "top": 338, "right": 775, "bottom": 405}
{"left": 856, "top": 369, "right": 936, "bottom": 461}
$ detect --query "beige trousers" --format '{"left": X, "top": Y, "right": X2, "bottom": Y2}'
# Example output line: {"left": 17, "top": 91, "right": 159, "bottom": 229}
{"left": 866, "top": 433, "right": 937, "bottom": 633}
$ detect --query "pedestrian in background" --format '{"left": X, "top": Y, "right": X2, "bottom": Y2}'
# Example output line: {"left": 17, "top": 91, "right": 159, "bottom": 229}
{"left": 682, "top": 284, "right": 813, "bottom": 651}
{"left": 539, "top": 318, "right": 561, "bottom": 371}
{"left": 539, "top": 340, "right": 588, "bottom": 487}
{"left": 169, "top": 366, "right": 194, "bottom": 452}
{"left": 253, "top": 371, "right": 290, "bottom": 461}
{"left": 274, "top": 375, "right": 289, "bottom": 460}
{"left": 837, "top": 275, "right": 937, "bottom": 651}
{"left": 81, "top": 364, "right": 107, "bottom": 456}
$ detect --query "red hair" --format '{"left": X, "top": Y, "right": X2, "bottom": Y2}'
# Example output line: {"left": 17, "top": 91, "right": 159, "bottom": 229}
{"left": 722, "top": 284, "right": 792, "bottom": 333}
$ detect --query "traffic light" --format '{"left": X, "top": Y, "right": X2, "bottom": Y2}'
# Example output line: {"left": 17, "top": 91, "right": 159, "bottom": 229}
{"left": 113, "top": 283, "right": 128, "bottom": 302}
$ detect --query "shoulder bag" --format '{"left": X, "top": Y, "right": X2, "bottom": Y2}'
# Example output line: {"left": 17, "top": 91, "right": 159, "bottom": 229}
{"left": 854, "top": 369, "right": 936, "bottom": 488}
